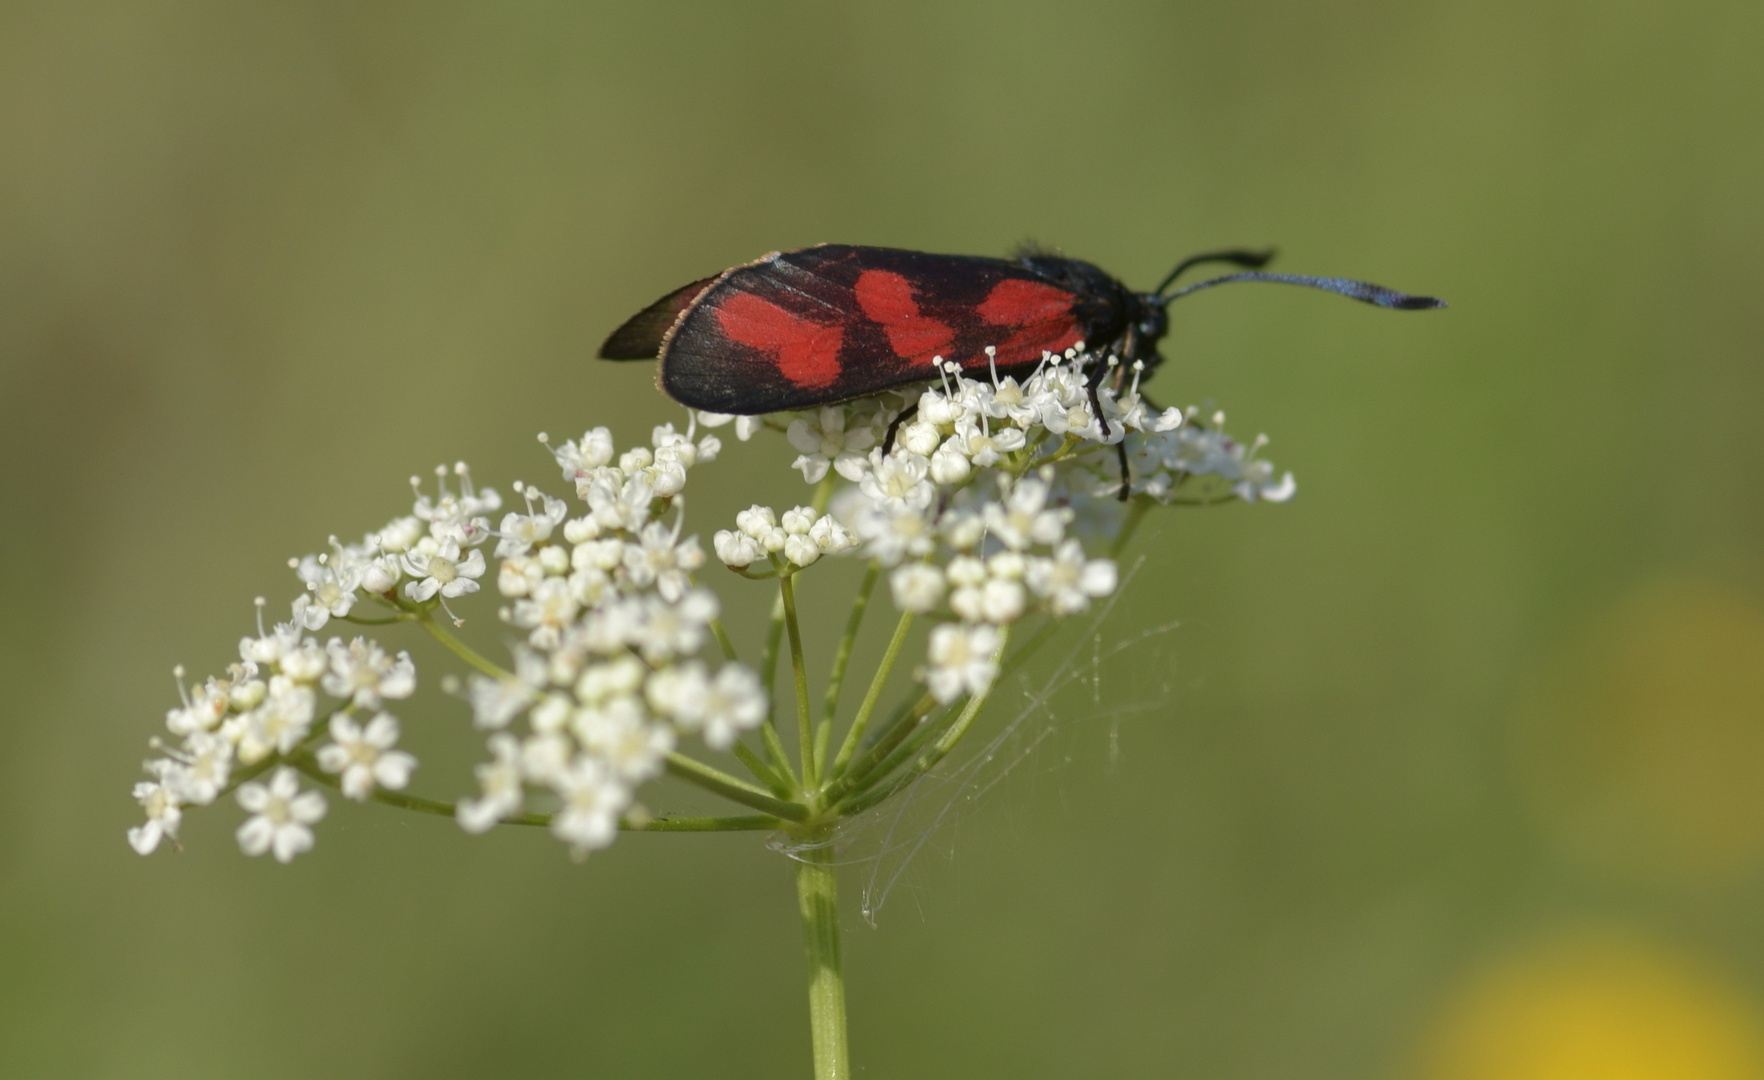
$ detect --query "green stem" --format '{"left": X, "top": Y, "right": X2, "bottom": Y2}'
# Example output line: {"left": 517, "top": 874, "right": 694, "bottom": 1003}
{"left": 819, "top": 561, "right": 880, "bottom": 775}
{"left": 734, "top": 741, "right": 796, "bottom": 798}
{"left": 665, "top": 752, "right": 809, "bottom": 821}
{"left": 822, "top": 692, "right": 938, "bottom": 806}
{"left": 828, "top": 608, "right": 914, "bottom": 780}
{"left": 794, "top": 828, "right": 850, "bottom": 1080}
{"left": 760, "top": 592, "right": 793, "bottom": 782}
{"left": 810, "top": 470, "right": 836, "bottom": 514}
{"left": 417, "top": 614, "right": 509, "bottom": 679}
{"left": 709, "top": 616, "right": 739, "bottom": 662}
{"left": 624, "top": 814, "right": 784, "bottom": 832}
{"left": 290, "top": 756, "right": 779, "bottom": 831}
{"left": 780, "top": 573, "right": 816, "bottom": 789}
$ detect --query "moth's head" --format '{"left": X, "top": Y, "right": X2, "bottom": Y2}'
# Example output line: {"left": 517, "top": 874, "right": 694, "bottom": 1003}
{"left": 1131, "top": 294, "right": 1169, "bottom": 353}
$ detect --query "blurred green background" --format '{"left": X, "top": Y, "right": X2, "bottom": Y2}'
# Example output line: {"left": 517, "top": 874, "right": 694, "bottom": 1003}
{"left": 4, "top": 2, "right": 1764, "bottom": 1078}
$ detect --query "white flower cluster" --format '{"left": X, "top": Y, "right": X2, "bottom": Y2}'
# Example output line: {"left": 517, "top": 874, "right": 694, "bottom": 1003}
{"left": 457, "top": 421, "right": 772, "bottom": 856}
{"left": 1128, "top": 407, "right": 1297, "bottom": 504}
{"left": 129, "top": 606, "right": 420, "bottom": 862}
{"left": 127, "top": 463, "right": 504, "bottom": 861}
{"left": 128, "top": 344, "right": 1293, "bottom": 864}
{"left": 706, "top": 349, "right": 1290, "bottom": 705}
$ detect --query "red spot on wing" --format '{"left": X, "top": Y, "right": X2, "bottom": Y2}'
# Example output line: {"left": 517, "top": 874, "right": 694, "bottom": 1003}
{"left": 854, "top": 269, "right": 954, "bottom": 365}
{"left": 977, "top": 278, "right": 1074, "bottom": 326}
{"left": 715, "top": 292, "right": 844, "bottom": 389}
{"left": 990, "top": 322, "right": 1083, "bottom": 368}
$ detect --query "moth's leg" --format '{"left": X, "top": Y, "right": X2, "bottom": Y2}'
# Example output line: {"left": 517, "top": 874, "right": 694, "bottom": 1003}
{"left": 881, "top": 403, "right": 919, "bottom": 455}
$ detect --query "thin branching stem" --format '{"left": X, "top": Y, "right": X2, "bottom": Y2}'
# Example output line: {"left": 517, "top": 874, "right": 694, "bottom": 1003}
{"left": 665, "top": 752, "right": 809, "bottom": 821}
{"left": 759, "top": 592, "right": 793, "bottom": 783}
{"left": 779, "top": 572, "right": 816, "bottom": 789}
{"left": 818, "top": 560, "right": 879, "bottom": 778}
{"left": 828, "top": 608, "right": 914, "bottom": 780}
{"left": 822, "top": 692, "right": 938, "bottom": 806}
{"left": 416, "top": 613, "right": 509, "bottom": 680}
{"left": 290, "top": 756, "right": 777, "bottom": 831}
{"left": 734, "top": 741, "right": 796, "bottom": 799}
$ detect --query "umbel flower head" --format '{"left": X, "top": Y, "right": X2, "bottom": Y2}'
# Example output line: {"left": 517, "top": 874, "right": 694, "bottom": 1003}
{"left": 127, "top": 345, "right": 1292, "bottom": 862}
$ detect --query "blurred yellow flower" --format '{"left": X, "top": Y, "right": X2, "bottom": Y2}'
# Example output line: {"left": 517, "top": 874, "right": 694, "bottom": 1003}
{"left": 1419, "top": 931, "right": 1764, "bottom": 1080}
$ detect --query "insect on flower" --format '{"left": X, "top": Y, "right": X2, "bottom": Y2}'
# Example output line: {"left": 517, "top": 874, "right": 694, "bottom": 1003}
{"left": 599, "top": 244, "right": 1446, "bottom": 427}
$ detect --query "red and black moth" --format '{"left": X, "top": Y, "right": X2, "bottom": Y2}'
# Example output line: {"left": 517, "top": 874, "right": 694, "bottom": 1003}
{"left": 600, "top": 243, "right": 1444, "bottom": 425}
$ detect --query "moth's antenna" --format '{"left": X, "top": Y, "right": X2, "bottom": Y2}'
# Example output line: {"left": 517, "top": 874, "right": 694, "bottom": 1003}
{"left": 1152, "top": 248, "right": 1276, "bottom": 297}
{"left": 1158, "top": 271, "right": 1446, "bottom": 310}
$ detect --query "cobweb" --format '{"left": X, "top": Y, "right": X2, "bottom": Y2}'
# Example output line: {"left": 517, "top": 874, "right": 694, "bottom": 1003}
{"left": 772, "top": 558, "right": 1182, "bottom": 926}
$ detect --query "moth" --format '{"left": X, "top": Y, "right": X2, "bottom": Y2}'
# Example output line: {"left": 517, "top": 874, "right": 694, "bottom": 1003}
{"left": 600, "top": 243, "right": 1442, "bottom": 423}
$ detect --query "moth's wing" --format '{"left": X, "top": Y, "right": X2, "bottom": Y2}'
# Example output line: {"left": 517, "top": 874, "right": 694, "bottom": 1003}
{"left": 659, "top": 245, "right": 1089, "bottom": 414}
{"left": 598, "top": 275, "right": 720, "bottom": 360}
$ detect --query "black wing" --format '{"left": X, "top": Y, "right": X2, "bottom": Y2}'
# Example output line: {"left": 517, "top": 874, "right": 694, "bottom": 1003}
{"left": 598, "top": 276, "right": 720, "bottom": 360}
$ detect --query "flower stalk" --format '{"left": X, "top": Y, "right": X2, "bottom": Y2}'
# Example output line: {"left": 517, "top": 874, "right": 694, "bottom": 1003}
{"left": 794, "top": 827, "right": 849, "bottom": 1080}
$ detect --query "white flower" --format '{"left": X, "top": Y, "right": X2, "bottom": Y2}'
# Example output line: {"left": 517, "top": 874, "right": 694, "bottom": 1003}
{"left": 984, "top": 374, "right": 1042, "bottom": 426}
{"left": 983, "top": 476, "right": 1070, "bottom": 550}
{"left": 293, "top": 555, "right": 363, "bottom": 630}
{"left": 928, "top": 442, "right": 972, "bottom": 485}
{"left": 852, "top": 501, "right": 936, "bottom": 567}
{"left": 575, "top": 655, "right": 647, "bottom": 702}
{"left": 583, "top": 473, "right": 656, "bottom": 533}
{"left": 401, "top": 538, "right": 485, "bottom": 602}
{"left": 951, "top": 416, "right": 1026, "bottom": 467}
{"left": 650, "top": 663, "right": 767, "bottom": 750}
{"left": 360, "top": 554, "right": 401, "bottom": 594}
{"left": 413, "top": 463, "right": 499, "bottom": 546}
{"left": 549, "top": 757, "right": 629, "bottom": 855}
{"left": 634, "top": 589, "right": 718, "bottom": 662}
{"left": 713, "top": 529, "right": 763, "bottom": 569}
{"left": 623, "top": 521, "right": 704, "bottom": 601}
{"left": 925, "top": 623, "right": 1002, "bottom": 704}
{"left": 498, "top": 553, "right": 545, "bottom": 597}
{"left": 550, "top": 427, "right": 616, "bottom": 495}
{"left": 789, "top": 406, "right": 875, "bottom": 483}
{"left": 808, "top": 515, "right": 856, "bottom": 555}
{"left": 977, "top": 579, "right": 1026, "bottom": 624}
{"left": 467, "top": 656, "right": 540, "bottom": 729}
{"left": 321, "top": 637, "right": 416, "bottom": 708}
{"left": 495, "top": 489, "right": 569, "bottom": 558}
{"left": 942, "top": 509, "right": 985, "bottom": 551}
{"left": 698, "top": 665, "right": 769, "bottom": 749}
{"left": 372, "top": 516, "right": 425, "bottom": 553}
{"left": 237, "top": 676, "right": 316, "bottom": 764}
{"left": 1235, "top": 462, "right": 1297, "bottom": 504}
{"left": 240, "top": 619, "right": 304, "bottom": 667}
{"left": 128, "top": 774, "right": 182, "bottom": 855}
{"left": 736, "top": 505, "right": 786, "bottom": 552}
{"left": 235, "top": 767, "right": 327, "bottom": 863}
{"left": 896, "top": 420, "right": 942, "bottom": 456}
{"left": 575, "top": 698, "right": 673, "bottom": 783}
{"left": 163, "top": 731, "right": 233, "bottom": 805}
{"left": 860, "top": 450, "right": 934, "bottom": 512}
{"left": 317, "top": 713, "right": 417, "bottom": 800}
{"left": 511, "top": 576, "right": 581, "bottom": 649}
{"left": 458, "top": 734, "right": 524, "bottom": 833}
{"left": 784, "top": 534, "right": 820, "bottom": 567}
{"left": 165, "top": 678, "right": 230, "bottom": 737}
{"left": 278, "top": 637, "right": 328, "bottom": 683}
{"left": 1026, "top": 540, "right": 1118, "bottom": 615}
{"left": 890, "top": 563, "right": 945, "bottom": 613}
